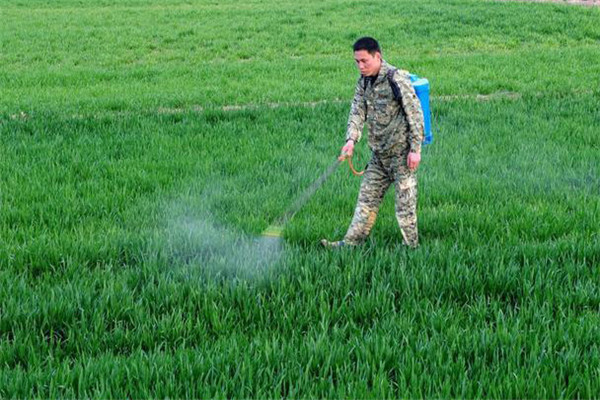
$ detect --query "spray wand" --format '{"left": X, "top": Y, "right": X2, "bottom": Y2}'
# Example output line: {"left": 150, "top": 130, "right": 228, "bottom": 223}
{"left": 261, "top": 153, "right": 363, "bottom": 238}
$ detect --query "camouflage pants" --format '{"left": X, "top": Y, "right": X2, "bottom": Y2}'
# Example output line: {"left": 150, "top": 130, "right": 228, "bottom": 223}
{"left": 344, "top": 152, "right": 418, "bottom": 247}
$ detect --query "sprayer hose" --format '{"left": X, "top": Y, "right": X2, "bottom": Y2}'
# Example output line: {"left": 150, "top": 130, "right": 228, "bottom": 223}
{"left": 347, "top": 155, "right": 364, "bottom": 176}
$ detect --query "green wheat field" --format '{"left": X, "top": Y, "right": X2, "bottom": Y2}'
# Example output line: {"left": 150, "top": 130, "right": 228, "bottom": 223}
{"left": 1, "top": 0, "right": 599, "bottom": 397}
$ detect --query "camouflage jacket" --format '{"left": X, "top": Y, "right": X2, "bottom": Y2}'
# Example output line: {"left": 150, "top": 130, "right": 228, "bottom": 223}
{"left": 345, "top": 60, "right": 424, "bottom": 155}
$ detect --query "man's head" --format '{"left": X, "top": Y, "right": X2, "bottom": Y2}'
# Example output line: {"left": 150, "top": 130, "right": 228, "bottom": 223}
{"left": 353, "top": 37, "right": 382, "bottom": 77}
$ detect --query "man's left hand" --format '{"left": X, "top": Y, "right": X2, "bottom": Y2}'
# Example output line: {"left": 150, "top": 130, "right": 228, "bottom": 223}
{"left": 407, "top": 152, "right": 421, "bottom": 171}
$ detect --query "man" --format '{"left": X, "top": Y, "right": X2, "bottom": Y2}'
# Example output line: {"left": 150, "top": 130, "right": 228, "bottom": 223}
{"left": 321, "top": 37, "right": 425, "bottom": 248}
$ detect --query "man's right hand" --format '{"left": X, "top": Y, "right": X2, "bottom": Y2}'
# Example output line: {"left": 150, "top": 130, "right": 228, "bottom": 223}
{"left": 338, "top": 139, "right": 355, "bottom": 161}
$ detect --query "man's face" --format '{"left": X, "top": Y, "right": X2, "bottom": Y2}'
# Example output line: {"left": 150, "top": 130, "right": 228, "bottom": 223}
{"left": 354, "top": 50, "right": 382, "bottom": 77}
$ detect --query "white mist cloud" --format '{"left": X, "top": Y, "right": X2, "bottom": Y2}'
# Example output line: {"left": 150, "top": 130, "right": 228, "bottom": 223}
{"left": 163, "top": 196, "right": 284, "bottom": 282}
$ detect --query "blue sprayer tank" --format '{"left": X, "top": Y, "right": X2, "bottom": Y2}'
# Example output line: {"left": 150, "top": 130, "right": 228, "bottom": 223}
{"left": 409, "top": 74, "right": 433, "bottom": 145}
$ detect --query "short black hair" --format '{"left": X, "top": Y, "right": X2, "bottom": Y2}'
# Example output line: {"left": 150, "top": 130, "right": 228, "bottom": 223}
{"left": 353, "top": 37, "right": 381, "bottom": 55}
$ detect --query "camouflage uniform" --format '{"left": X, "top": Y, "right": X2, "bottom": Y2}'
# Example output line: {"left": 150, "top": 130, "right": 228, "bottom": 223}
{"left": 344, "top": 61, "right": 424, "bottom": 247}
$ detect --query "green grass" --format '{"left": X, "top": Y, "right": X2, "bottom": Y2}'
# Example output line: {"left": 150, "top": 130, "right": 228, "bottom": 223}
{"left": 1, "top": 0, "right": 600, "bottom": 397}
{"left": 2, "top": 0, "right": 600, "bottom": 112}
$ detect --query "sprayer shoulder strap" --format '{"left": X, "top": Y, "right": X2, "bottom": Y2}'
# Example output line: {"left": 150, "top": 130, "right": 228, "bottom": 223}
{"left": 386, "top": 68, "right": 404, "bottom": 102}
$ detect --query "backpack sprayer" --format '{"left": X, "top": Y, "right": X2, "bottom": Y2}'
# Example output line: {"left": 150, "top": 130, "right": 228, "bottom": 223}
{"left": 261, "top": 73, "right": 432, "bottom": 239}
